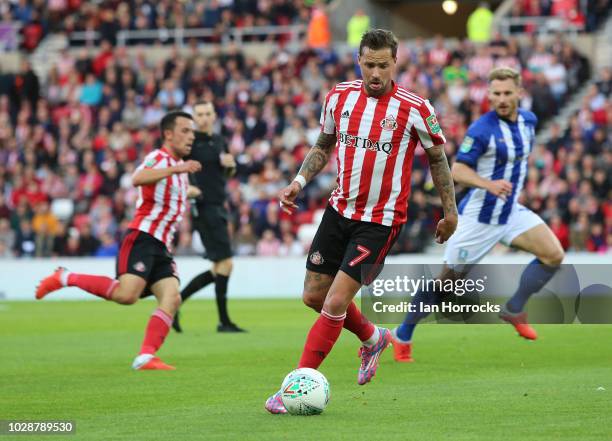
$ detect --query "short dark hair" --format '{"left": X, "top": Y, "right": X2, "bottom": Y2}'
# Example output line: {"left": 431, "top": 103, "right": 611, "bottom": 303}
{"left": 359, "top": 29, "right": 398, "bottom": 58}
{"left": 160, "top": 110, "right": 193, "bottom": 138}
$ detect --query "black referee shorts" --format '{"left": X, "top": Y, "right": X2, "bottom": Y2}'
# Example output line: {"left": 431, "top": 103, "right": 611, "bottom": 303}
{"left": 306, "top": 205, "right": 402, "bottom": 284}
{"left": 193, "top": 203, "right": 233, "bottom": 262}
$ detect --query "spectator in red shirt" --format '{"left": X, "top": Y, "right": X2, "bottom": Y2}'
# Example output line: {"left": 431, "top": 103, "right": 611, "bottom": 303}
{"left": 550, "top": 214, "right": 570, "bottom": 250}
{"left": 586, "top": 224, "right": 607, "bottom": 252}
{"left": 77, "top": 162, "right": 103, "bottom": 201}
{"left": 92, "top": 40, "right": 114, "bottom": 77}
{"left": 24, "top": 180, "right": 47, "bottom": 208}
{"left": 20, "top": 10, "right": 43, "bottom": 52}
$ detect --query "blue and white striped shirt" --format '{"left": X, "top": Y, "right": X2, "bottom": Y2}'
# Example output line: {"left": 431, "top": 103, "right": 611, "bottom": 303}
{"left": 456, "top": 109, "right": 537, "bottom": 225}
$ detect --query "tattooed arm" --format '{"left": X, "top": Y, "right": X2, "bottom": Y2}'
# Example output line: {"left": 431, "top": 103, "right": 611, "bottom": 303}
{"left": 297, "top": 132, "right": 338, "bottom": 182}
{"left": 425, "top": 145, "right": 458, "bottom": 243}
{"left": 278, "top": 132, "right": 337, "bottom": 213}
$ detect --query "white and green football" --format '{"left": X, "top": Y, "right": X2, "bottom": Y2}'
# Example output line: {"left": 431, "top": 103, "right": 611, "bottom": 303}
{"left": 280, "top": 368, "right": 330, "bottom": 415}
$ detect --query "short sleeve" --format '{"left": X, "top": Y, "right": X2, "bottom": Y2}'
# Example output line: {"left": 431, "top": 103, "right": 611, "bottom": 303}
{"left": 455, "top": 125, "right": 487, "bottom": 168}
{"left": 413, "top": 100, "right": 446, "bottom": 149}
{"left": 134, "top": 152, "right": 167, "bottom": 173}
{"left": 319, "top": 91, "right": 337, "bottom": 135}
{"left": 521, "top": 109, "right": 538, "bottom": 129}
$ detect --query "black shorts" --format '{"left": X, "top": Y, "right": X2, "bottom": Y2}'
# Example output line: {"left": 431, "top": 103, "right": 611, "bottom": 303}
{"left": 193, "top": 204, "right": 233, "bottom": 262}
{"left": 306, "top": 205, "right": 402, "bottom": 284}
{"left": 116, "top": 229, "right": 178, "bottom": 288}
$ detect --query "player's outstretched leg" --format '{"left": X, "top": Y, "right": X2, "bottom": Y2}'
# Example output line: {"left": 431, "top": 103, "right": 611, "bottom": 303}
{"left": 36, "top": 268, "right": 177, "bottom": 369}
{"left": 36, "top": 267, "right": 119, "bottom": 300}
{"left": 133, "top": 277, "right": 181, "bottom": 370}
{"left": 503, "top": 223, "right": 565, "bottom": 339}
{"left": 36, "top": 268, "right": 66, "bottom": 299}
{"left": 500, "top": 258, "right": 561, "bottom": 340}
{"left": 499, "top": 258, "right": 558, "bottom": 340}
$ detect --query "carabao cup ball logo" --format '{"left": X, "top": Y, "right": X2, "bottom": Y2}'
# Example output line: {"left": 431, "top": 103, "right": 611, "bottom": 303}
{"left": 280, "top": 368, "right": 330, "bottom": 415}
{"left": 283, "top": 376, "right": 318, "bottom": 399}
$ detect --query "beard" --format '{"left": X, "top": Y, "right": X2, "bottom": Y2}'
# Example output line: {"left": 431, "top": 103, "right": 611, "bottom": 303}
{"left": 365, "top": 80, "right": 385, "bottom": 96}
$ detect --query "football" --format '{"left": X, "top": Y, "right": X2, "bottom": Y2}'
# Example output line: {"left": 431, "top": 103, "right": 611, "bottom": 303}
{"left": 280, "top": 368, "right": 330, "bottom": 415}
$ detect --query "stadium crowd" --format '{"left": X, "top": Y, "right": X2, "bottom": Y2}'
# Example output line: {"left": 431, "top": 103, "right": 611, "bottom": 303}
{"left": 0, "top": 29, "right": 610, "bottom": 258}
{"left": 4, "top": 0, "right": 611, "bottom": 53}
{"left": 2, "top": 0, "right": 317, "bottom": 51}
{"left": 508, "top": 0, "right": 611, "bottom": 32}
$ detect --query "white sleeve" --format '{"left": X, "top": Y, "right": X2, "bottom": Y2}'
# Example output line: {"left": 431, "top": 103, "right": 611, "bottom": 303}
{"left": 319, "top": 91, "right": 338, "bottom": 135}
{"left": 410, "top": 100, "right": 446, "bottom": 149}
{"left": 134, "top": 152, "right": 168, "bottom": 174}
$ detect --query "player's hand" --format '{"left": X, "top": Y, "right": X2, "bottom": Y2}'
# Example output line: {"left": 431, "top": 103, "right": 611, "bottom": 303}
{"left": 220, "top": 153, "right": 236, "bottom": 168}
{"left": 278, "top": 181, "right": 301, "bottom": 214}
{"left": 187, "top": 185, "right": 202, "bottom": 199}
{"left": 435, "top": 215, "right": 458, "bottom": 244}
{"left": 175, "top": 160, "right": 202, "bottom": 174}
{"left": 486, "top": 180, "right": 513, "bottom": 201}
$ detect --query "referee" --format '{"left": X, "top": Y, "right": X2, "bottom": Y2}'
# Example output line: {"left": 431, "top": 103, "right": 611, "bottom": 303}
{"left": 174, "top": 101, "right": 246, "bottom": 333}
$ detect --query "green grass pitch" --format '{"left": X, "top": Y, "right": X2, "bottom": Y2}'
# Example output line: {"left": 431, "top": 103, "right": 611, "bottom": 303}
{"left": 1, "top": 299, "right": 611, "bottom": 441}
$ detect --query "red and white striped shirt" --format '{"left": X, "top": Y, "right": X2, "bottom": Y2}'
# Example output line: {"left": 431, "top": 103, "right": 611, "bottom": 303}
{"left": 128, "top": 147, "right": 189, "bottom": 249}
{"left": 320, "top": 80, "right": 446, "bottom": 226}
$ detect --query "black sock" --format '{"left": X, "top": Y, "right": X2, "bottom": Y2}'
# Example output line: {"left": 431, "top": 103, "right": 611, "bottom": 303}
{"left": 215, "top": 274, "right": 231, "bottom": 325}
{"left": 181, "top": 270, "right": 215, "bottom": 302}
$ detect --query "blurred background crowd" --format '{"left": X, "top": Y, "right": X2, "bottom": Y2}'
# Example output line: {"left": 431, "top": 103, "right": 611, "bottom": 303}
{"left": 0, "top": 0, "right": 609, "bottom": 258}
{"left": 507, "top": 0, "right": 611, "bottom": 33}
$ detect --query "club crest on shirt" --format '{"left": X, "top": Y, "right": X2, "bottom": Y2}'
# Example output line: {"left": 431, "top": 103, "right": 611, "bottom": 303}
{"left": 309, "top": 251, "right": 324, "bottom": 265}
{"left": 380, "top": 114, "right": 398, "bottom": 131}
{"left": 133, "top": 261, "right": 146, "bottom": 272}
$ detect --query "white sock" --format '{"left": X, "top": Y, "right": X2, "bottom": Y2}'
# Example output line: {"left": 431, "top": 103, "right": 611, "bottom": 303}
{"left": 362, "top": 327, "right": 380, "bottom": 348}
{"left": 132, "top": 353, "right": 154, "bottom": 370}
{"left": 60, "top": 270, "right": 70, "bottom": 287}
